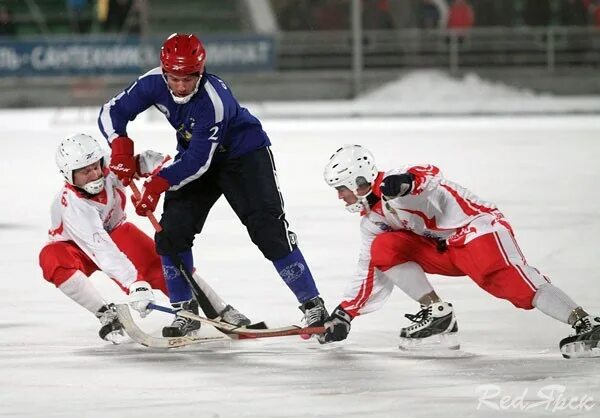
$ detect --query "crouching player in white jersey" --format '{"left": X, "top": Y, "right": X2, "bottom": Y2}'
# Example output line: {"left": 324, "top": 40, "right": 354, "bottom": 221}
{"left": 39, "top": 133, "right": 251, "bottom": 343}
{"left": 321, "top": 144, "right": 600, "bottom": 358}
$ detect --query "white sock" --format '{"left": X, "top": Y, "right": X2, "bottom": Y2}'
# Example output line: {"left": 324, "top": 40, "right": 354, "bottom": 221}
{"left": 58, "top": 271, "right": 106, "bottom": 315}
{"left": 381, "top": 262, "right": 435, "bottom": 302}
{"left": 532, "top": 283, "right": 579, "bottom": 324}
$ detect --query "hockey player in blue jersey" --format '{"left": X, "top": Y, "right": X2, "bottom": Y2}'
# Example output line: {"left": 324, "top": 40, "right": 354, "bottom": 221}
{"left": 98, "top": 33, "right": 328, "bottom": 338}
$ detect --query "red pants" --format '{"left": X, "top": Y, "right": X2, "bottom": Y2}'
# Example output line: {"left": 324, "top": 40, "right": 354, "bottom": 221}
{"left": 39, "top": 222, "right": 168, "bottom": 295}
{"left": 370, "top": 229, "right": 550, "bottom": 309}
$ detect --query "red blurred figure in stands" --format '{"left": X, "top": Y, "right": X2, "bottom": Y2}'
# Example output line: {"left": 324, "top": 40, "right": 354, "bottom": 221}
{"left": 448, "top": 0, "right": 475, "bottom": 30}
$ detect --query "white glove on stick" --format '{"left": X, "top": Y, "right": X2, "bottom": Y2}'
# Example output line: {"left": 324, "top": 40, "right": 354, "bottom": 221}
{"left": 128, "top": 281, "right": 155, "bottom": 318}
{"left": 135, "top": 150, "right": 171, "bottom": 178}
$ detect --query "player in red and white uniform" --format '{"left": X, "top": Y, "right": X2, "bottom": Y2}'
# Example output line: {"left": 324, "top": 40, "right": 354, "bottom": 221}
{"left": 39, "top": 134, "right": 251, "bottom": 342}
{"left": 321, "top": 145, "right": 600, "bottom": 358}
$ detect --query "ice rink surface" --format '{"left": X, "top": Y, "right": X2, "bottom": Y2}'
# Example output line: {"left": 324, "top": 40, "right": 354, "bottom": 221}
{"left": 1, "top": 110, "right": 599, "bottom": 417}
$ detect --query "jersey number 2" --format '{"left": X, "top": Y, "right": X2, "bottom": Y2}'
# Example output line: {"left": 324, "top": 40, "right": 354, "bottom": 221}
{"left": 209, "top": 126, "right": 219, "bottom": 141}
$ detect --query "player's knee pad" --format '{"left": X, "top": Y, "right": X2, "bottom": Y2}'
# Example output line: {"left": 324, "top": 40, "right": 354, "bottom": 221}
{"left": 246, "top": 211, "right": 295, "bottom": 261}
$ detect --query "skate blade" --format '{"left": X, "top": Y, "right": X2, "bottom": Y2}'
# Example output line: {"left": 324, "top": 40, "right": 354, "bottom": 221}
{"left": 104, "top": 330, "right": 128, "bottom": 345}
{"left": 399, "top": 332, "right": 460, "bottom": 351}
{"left": 561, "top": 340, "right": 600, "bottom": 359}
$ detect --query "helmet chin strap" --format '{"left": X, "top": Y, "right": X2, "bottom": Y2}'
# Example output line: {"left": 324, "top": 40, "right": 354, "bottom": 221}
{"left": 345, "top": 188, "right": 380, "bottom": 213}
{"left": 168, "top": 76, "right": 202, "bottom": 104}
{"left": 81, "top": 178, "right": 105, "bottom": 195}
{"left": 345, "top": 198, "right": 367, "bottom": 213}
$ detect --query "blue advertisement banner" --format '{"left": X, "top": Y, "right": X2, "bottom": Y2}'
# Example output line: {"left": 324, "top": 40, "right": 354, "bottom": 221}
{"left": 0, "top": 35, "right": 275, "bottom": 76}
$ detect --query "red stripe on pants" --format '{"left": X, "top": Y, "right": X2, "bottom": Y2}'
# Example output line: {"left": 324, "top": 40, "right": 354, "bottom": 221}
{"left": 370, "top": 230, "right": 536, "bottom": 309}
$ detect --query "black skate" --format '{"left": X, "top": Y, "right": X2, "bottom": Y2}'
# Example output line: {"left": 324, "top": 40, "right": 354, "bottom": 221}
{"left": 96, "top": 303, "right": 125, "bottom": 343}
{"left": 300, "top": 296, "right": 328, "bottom": 327}
{"left": 299, "top": 296, "right": 328, "bottom": 343}
{"left": 162, "top": 300, "right": 201, "bottom": 337}
{"left": 559, "top": 315, "right": 600, "bottom": 359}
{"left": 399, "top": 302, "right": 459, "bottom": 350}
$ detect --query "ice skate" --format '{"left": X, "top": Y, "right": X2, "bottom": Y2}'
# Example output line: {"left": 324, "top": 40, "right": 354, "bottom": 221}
{"left": 299, "top": 296, "right": 328, "bottom": 342}
{"left": 300, "top": 296, "right": 328, "bottom": 327}
{"left": 218, "top": 304, "right": 251, "bottom": 327}
{"left": 162, "top": 299, "right": 201, "bottom": 337}
{"left": 96, "top": 303, "right": 126, "bottom": 344}
{"left": 559, "top": 315, "right": 600, "bottom": 359}
{"left": 398, "top": 302, "right": 460, "bottom": 351}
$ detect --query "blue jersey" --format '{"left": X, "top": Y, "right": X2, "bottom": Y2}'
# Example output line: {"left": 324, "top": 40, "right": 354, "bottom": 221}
{"left": 98, "top": 67, "right": 271, "bottom": 190}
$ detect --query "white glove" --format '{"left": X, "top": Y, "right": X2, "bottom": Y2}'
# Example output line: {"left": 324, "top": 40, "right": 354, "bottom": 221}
{"left": 128, "top": 281, "right": 155, "bottom": 318}
{"left": 135, "top": 150, "right": 171, "bottom": 178}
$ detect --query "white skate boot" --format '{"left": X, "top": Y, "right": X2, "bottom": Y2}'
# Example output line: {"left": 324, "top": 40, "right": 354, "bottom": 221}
{"left": 398, "top": 302, "right": 460, "bottom": 350}
{"left": 219, "top": 304, "right": 251, "bottom": 327}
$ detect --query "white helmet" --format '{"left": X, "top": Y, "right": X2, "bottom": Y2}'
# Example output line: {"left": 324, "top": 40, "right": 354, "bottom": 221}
{"left": 55, "top": 133, "right": 107, "bottom": 195}
{"left": 324, "top": 144, "right": 377, "bottom": 192}
{"left": 323, "top": 145, "right": 378, "bottom": 213}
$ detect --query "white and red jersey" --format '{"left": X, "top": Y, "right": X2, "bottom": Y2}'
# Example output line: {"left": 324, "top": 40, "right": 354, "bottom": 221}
{"left": 46, "top": 169, "right": 137, "bottom": 288}
{"left": 340, "top": 165, "right": 515, "bottom": 317}
{"left": 380, "top": 164, "right": 509, "bottom": 246}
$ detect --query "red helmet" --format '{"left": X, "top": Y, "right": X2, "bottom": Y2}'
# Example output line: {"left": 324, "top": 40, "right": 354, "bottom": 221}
{"left": 160, "top": 33, "right": 206, "bottom": 76}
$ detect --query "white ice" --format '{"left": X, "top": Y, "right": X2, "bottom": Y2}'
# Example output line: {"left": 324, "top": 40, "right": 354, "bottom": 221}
{"left": 1, "top": 73, "right": 600, "bottom": 417}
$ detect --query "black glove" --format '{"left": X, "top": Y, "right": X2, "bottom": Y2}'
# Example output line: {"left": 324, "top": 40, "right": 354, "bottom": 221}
{"left": 324, "top": 306, "right": 352, "bottom": 343}
{"left": 380, "top": 173, "right": 414, "bottom": 199}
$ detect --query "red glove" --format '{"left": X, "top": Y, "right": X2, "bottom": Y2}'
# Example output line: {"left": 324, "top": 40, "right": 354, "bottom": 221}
{"left": 134, "top": 175, "right": 170, "bottom": 216}
{"left": 109, "top": 136, "right": 136, "bottom": 186}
